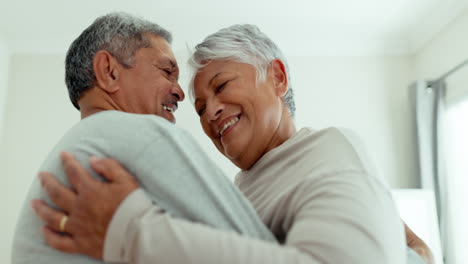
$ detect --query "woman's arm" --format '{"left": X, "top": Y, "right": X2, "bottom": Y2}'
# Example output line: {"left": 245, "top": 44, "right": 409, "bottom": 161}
{"left": 404, "top": 222, "right": 434, "bottom": 264}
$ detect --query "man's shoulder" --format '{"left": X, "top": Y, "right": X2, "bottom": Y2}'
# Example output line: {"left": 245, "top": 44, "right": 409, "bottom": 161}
{"left": 75, "top": 110, "right": 182, "bottom": 140}
{"left": 82, "top": 110, "right": 172, "bottom": 129}
{"left": 41, "top": 111, "right": 183, "bottom": 168}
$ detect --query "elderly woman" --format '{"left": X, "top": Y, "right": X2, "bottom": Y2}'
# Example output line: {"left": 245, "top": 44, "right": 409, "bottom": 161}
{"left": 30, "top": 22, "right": 430, "bottom": 264}
{"left": 190, "top": 24, "right": 430, "bottom": 264}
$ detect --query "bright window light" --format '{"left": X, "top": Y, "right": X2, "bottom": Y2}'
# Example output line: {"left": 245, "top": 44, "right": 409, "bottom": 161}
{"left": 392, "top": 189, "right": 443, "bottom": 264}
{"left": 445, "top": 98, "right": 468, "bottom": 264}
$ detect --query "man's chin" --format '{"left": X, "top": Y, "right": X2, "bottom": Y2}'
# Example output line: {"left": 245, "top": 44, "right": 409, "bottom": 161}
{"left": 157, "top": 111, "right": 176, "bottom": 124}
{"left": 164, "top": 114, "right": 176, "bottom": 124}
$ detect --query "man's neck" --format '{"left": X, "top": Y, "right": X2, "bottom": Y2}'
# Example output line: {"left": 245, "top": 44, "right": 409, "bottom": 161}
{"left": 78, "top": 87, "right": 121, "bottom": 119}
{"left": 80, "top": 107, "right": 107, "bottom": 119}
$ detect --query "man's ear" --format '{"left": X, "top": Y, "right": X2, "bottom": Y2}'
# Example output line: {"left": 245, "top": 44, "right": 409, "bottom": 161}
{"left": 270, "top": 59, "right": 288, "bottom": 97}
{"left": 93, "top": 50, "right": 121, "bottom": 94}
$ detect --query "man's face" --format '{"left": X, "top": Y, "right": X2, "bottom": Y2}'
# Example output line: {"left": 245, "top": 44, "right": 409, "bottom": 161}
{"left": 116, "top": 35, "right": 184, "bottom": 123}
{"left": 193, "top": 60, "right": 284, "bottom": 169}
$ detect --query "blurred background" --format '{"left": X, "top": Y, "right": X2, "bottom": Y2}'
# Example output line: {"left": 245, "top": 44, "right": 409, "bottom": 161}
{"left": 1, "top": 0, "right": 467, "bottom": 263}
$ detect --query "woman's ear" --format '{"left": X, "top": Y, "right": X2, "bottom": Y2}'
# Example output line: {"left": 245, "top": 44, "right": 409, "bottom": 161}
{"left": 93, "top": 50, "right": 121, "bottom": 94}
{"left": 270, "top": 59, "right": 288, "bottom": 97}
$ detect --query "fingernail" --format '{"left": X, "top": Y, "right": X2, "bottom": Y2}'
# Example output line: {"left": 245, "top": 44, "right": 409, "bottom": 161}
{"left": 89, "top": 156, "right": 102, "bottom": 165}
{"left": 90, "top": 156, "right": 101, "bottom": 161}
{"left": 30, "top": 200, "right": 36, "bottom": 209}
{"left": 62, "top": 151, "right": 76, "bottom": 163}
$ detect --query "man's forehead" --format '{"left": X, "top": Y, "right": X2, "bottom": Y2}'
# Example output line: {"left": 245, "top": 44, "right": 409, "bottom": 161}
{"left": 159, "top": 56, "right": 178, "bottom": 68}
{"left": 147, "top": 35, "right": 178, "bottom": 66}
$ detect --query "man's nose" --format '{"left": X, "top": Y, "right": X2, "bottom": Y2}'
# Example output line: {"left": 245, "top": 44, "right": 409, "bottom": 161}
{"left": 172, "top": 82, "right": 185, "bottom": 102}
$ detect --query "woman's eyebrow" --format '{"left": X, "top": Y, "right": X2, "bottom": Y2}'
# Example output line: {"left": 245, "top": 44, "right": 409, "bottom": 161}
{"left": 209, "top": 72, "right": 225, "bottom": 86}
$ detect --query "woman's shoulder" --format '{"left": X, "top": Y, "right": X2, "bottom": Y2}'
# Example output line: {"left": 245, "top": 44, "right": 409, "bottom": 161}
{"left": 292, "top": 127, "right": 377, "bottom": 175}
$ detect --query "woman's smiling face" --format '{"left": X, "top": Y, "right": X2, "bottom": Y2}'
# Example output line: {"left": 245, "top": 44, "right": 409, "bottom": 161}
{"left": 193, "top": 60, "right": 288, "bottom": 170}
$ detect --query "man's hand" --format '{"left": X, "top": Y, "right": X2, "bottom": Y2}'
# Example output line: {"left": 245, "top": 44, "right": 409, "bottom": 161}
{"left": 405, "top": 222, "right": 434, "bottom": 264}
{"left": 31, "top": 152, "right": 139, "bottom": 260}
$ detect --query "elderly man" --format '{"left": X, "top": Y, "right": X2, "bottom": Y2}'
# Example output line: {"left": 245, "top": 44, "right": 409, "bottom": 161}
{"left": 29, "top": 18, "right": 432, "bottom": 263}
{"left": 12, "top": 12, "right": 274, "bottom": 264}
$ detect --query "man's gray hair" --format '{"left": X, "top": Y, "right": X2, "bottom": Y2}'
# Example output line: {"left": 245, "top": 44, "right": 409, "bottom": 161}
{"left": 65, "top": 12, "right": 172, "bottom": 110}
{"left": 189, "top": 24, "right": 295, "bottom": 117}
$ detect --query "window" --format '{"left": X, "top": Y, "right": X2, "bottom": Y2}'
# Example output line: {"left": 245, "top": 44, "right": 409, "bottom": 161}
{"left": 444, "top": 98, "right": 468, "bottom": 264}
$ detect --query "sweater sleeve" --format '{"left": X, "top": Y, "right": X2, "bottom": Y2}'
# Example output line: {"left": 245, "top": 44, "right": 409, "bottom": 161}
{"left": 104, "top": 171, "right": 405, "bottom": 264}
{"left": 104, "top": 196, "right": 313, "bottom": 264}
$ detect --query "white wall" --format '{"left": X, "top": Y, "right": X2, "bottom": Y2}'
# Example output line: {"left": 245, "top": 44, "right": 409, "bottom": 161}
{"left": 0, "top": 33, "right": 10, "bottom": 263}
{"left": 2, "top": 54, "right": 79, "bottom": 263}
{"left": 291, "top": 56, "right": 416, "bottom": 188}
{"left": 0, "top": 34, "right": 9, "bottom": 142}
{"left": 414, "top": 9, "right": 468, "bottom": 103}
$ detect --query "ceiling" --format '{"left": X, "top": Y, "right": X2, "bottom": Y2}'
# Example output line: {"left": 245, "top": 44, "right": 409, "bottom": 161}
{"left": 1, "top": 0, "right": 467, "bottom": 56}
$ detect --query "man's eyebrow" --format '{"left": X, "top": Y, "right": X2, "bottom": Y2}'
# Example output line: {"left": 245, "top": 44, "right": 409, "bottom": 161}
{"left": 159, "top": 57, "right": 179, "bottom": 80}
{"left": 168, "top": 59, "right": 177, "bottom": 69}
{"left": 158, "top": 57, "right": 178, "bottom": 69}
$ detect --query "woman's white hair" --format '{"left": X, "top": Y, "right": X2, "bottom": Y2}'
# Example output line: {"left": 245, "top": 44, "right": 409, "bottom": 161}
{"left": 188, "top": 24, "right": 295, "bottom": 117}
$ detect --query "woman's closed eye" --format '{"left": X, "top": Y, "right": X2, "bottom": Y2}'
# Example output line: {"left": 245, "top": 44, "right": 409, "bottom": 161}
{"left": 216, "top": 81, "right": 229, "bottom": 93}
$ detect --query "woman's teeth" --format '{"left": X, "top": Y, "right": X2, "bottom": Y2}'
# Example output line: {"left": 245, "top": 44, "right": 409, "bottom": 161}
{"left": 220, "top": 117, "right": 239, "bottom": 136}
